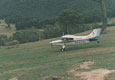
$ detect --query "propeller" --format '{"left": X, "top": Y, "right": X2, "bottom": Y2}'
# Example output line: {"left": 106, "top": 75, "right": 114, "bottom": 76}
{"left": 51, "top": 43, "right": 53, "bottom": 48}
{"left": 50, "top": 40, "right": 53, "bottom": 48}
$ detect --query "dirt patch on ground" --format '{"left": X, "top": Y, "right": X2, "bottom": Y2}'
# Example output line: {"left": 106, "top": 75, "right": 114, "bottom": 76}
{"left": 68, "top": 69, "right": 115, "bottom": 80}
{"left": 68, "top": 61, "right": 115, "bottom": 80}
{"left": 9, "top": 77, "right": 18, "bottom": 80}
{"left": 80, "top": 61, "right": 94, "bottom": 69}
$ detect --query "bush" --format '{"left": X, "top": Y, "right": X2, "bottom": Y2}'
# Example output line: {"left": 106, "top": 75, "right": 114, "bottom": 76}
{"left": 0, "top": 35, "right": 8, "bottom": 46}
{"left": 57, "top": 9, "right": 84, "bottom": 34}
{"left": 15, "top": 18, "right": 56, "bottom": 30}
{"left": 43, "top": 25, "right": 61, "bottom": 39}
{"left": 13, "top": 29, "right": 40, "bottom": 43}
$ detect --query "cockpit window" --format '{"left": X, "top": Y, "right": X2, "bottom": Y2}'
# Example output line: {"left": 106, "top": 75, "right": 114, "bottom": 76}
{"left": 61, "top": 38, "right": 74, "bottom": 41}
{"left": 69, "top": 38, "right": 74, "bottom": 40}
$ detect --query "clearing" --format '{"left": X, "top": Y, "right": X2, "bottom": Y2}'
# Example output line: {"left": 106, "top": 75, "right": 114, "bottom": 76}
{"left": 0, "top": 27, "right": 115, "bottom": 80}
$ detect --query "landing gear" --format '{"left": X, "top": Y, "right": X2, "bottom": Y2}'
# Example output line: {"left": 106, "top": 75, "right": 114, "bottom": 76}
{"left": 60, "top": 45, "right": 65, "bottom": 52}
{"left": 60, "top": 48, "right": 65, "bottom": 52}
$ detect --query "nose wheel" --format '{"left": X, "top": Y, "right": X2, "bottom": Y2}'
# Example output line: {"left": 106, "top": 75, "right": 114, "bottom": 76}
{"left": 61, "top": 45, "right": 65, "bottom": 52}
{"left": 60, "top": 48, "right": 65, "bottom": 52}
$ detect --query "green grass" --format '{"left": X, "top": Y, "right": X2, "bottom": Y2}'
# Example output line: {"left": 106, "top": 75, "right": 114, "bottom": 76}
{"left": 0, "top": 27, "right": 115, "bottom": 80}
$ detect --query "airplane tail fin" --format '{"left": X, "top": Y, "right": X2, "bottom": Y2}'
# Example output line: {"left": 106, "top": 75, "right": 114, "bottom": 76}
{"left": 89, "top": 28, "right": 101, "bottom": 40}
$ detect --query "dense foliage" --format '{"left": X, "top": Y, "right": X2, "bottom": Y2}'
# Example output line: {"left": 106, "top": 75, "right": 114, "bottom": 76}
{"left": 0, "top": 35, "right": 8, "bottom": 46}
{"left": 0, "top": 0, "right": 114, "bottom": 43}
{"left": 12, "top": 29, "right": 40, "bottom": 43}
{"left": 58, "top": 9, "right": 83, "bottom": 34}
{"left": 0, "top": 0, "right": 115, "bottom": 30}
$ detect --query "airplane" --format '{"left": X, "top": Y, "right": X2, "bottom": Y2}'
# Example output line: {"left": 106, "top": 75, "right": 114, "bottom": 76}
{"left": 49, "top": 28, "right": 101, "bottom": 52}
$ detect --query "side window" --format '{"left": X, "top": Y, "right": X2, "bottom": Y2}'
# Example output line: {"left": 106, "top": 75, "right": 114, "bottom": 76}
{"left": 69, "top": 38, "right": 73, "bottom": 40}
{"left": 61, "top": 38, "right": 66, "bottom": 41}
{"left": 61, "top": 38, "right": 74, "bottom": 41}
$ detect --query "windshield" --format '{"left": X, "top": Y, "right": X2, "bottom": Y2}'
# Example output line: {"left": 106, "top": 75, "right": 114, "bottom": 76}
{"left": 60, "top": 38, "right": 74, "bottom": 41}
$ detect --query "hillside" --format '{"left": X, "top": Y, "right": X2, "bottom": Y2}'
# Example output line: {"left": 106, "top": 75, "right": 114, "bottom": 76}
{"left": 0, "top": 26, "right": 115, "bottom": 80}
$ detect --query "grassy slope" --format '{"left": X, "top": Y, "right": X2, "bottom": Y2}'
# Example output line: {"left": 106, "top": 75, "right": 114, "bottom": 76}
{"left": 0, "top": 27, "right": 115, "bottom": 80}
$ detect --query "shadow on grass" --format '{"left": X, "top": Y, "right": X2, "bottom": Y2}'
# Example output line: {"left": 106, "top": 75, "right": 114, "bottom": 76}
{"left": 47, "top": 41, "right": 103, "bottom": 53}
{"left": 65, "top": 42, "right": 101, "bottom": 52}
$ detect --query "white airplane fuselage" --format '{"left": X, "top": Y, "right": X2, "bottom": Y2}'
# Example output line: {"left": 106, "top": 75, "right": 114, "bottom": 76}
{"left": 49, "top": 28, "right": 101, "bottom": 51}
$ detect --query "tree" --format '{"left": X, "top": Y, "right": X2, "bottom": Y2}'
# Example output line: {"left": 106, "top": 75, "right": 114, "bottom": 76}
{"left": 58, "top": 9, "right": 83, "bottom": 34}
{"left": 44, "top": 25, "right": 60, "bottom": 39}
{"left": 92, "top": 0, "right": 107, "bottom": 33}
{"left": 100, "top": 0, "right": 107, "bottom": 33}
{"left": 0, "top": 35, "right": 8, "bottom": 46}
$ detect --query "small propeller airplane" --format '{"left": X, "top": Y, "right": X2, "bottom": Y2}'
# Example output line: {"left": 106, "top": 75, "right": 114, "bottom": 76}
{"left": 49, "top": 28, "right": 101, "bottom": 52}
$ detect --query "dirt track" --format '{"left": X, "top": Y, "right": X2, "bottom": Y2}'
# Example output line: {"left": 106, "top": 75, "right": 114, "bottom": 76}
{"left": 68, "top": 61, "right": 115, "bottom": 80}
{"left": 80, "top": 61, "right": 94, "bottom": 69}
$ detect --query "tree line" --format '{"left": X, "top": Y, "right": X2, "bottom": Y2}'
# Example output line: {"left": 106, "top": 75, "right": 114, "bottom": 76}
{"left": 0, "top": 0, "right": 109, "bottom": 45}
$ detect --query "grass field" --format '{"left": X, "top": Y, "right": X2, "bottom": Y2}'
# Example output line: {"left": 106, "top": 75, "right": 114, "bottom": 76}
{"left": 0, "top": 27, "right": 115, "bottom": 80}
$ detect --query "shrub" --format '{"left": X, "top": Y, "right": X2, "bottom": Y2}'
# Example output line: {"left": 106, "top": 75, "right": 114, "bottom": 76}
{"left": 43, "top": 25, "right": 61, "bottom": 39}
{"left": 4, "top": 40, "right": 19, "bottom": 46}
{"left": 0, "top": 35, "right": 8, "bottom": 46}
{"left": 13, "top": 29, "right": 40, "bottom": 43}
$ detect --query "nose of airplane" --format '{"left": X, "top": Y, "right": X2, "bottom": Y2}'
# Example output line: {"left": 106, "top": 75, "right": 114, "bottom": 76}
{"left": 49, "top": 41, "right": 53, "bottom": 44}
{"left": 49, "top": 41, "right": 55, "bottom": 47}
{"left": 49, "top": 41, "right": 57, "bottom": 46}
{"left": 49, "top": 41, "right": 55, "bottom": 45}
{"left": 49, "top": 40, "right": 63, "bottom": 46}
